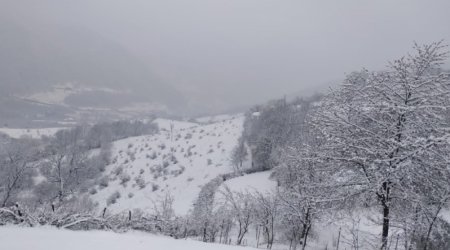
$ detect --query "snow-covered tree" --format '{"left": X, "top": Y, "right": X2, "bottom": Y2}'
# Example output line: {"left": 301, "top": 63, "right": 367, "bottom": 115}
{"left": 251, "top": 191, "right": 279, "bottom": 249}
{"left": 230, "top": 136, "right": 248, "bottom": 172}
{"left": 0, "top": 138, "right": 39, "bottom": 207}
{"left": 40, "top": 127, "right": 90, "bottom": 202}
{"left": 275, "top": 120, "right": 335, "bottom": 250}
{"left": 191, "top": 178, "right": 221, "bottom": 242}
{"left": 313, "top": 41, "right": 450, "bottom": 249}
{"left": 221, "top": 186, "right": 253, "bottom": 245}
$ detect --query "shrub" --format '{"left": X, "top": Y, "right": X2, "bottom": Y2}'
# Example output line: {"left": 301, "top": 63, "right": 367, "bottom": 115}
{"left": 107, "top": 191, "right": 121, "bottom": 205}
{"left": 135, "top": 176, "right": 146, "bottom": 189}
{"left": 120, "top": 173, "right": 131, "bottom": 185}
{"left": 171, "top": 155, "right": 178, "bottom": 164}
{"left": 98, "top": 164, "right": 106, "bottom": 172}
{"left": 114, "top": 166, "right": 124, "bottom": 176}
{"left": 99, "top": 177, "right": 109, "bottom": 189}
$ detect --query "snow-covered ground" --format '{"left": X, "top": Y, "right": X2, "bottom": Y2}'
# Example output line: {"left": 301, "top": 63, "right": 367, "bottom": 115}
{"left": 195, "top": 114, "right": 240, "bottom": 124}
{"left": 0, "top": 226, "right": 256, "bottom": 250}
{"left": 153, "top": 118, "right": 198, "bottom": 131}
{"left": 91, "top": 115, "right": 244, "bottom": 215}
{"left": 220, "top": 171, "right": 276, "bottom": 194}
{"left": 0, "top": 127, "right": 64, "bottom": 139}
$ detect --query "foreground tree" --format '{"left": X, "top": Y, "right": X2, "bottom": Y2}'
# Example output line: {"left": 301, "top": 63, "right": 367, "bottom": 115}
{"left": 314, "top": 42, "right": 450, "bottom": 249}
{"left": 251, "top": 191, "right": 279, "bottom": 249}
{"left": 275, "top": 122, "right": 336, "bottom": 250}
{"left": 40, "top": 127, "right": 90, "bottom": 202}
{"left": 0, "top": 138, "right": 39, "bottom": 207}
{"left": 191, "top": 178, "right": 220, "bottom": 242}
{"left": 221, "top": 186, "right": 253, "bottom": 245}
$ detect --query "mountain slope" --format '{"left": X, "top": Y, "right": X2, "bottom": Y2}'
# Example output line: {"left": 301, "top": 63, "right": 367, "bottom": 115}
{"left": 91, "top": 115, "right": 244, "bottom": 215}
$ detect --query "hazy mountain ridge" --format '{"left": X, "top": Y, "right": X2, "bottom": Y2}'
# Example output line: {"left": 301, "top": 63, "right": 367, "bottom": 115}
{"left": 0, "top": 19, "right": 187, "bottom": 126}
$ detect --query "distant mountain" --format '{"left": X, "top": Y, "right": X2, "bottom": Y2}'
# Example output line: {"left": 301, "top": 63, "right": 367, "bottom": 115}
{"left": 0, "top": 19, "right": 187, "bottom": 126}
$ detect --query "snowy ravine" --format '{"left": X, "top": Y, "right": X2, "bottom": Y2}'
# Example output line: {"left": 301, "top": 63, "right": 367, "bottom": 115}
{"left": 91, "top": 115, "right": 244, "bottom": 215}
{"left": 0, "top": 226, "right": 256, "bottom": 250}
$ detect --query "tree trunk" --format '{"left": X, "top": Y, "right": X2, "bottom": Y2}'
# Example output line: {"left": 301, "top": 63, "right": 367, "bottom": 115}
{"left": 237, "top": 222, "right": 243, "bottom": 245}
{"left": 1, "top": 188, "right": 12, "bottom": 207}
{"left": 255, "top": 225, "right": 260, "bottom": 248}
{"left": 202, "top": 222, "right": 208, "bottom": 242}
{"left": 423, "top": 204, "right": 444, "bottom": 250}
{"left": 381, "top": 203, "right": 390, "bottom": 250}
{"left": 301, "top": 224, "right": 311, "bottom": 250}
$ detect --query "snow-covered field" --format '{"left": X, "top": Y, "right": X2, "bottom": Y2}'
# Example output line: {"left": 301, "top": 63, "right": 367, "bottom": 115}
{"left": 220, "top": 170, "right": 276, "bottom": 194}
{"left": 195, "top": 114, "right": 239, "bottom": 124}
{"left": 91, "top": 115, "right": 244, "bottom": 215}
{"left": 0, "top": 226, "right": 256, "bottom": 250}
{"left": 0, "top": 127, "right": 64, "bottom": 139}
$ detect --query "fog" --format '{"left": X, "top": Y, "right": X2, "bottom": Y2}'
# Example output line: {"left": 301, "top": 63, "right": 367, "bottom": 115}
{"left": 2, "top": 0, "right": 450, "bottom": 115}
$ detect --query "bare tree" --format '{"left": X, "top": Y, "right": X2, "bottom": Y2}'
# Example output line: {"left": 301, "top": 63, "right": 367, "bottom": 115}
{"left": 251, "top": 191, "right": 279, "bottom": 249}
{"left": 40, "top": 127, "right": 90, "bottom": 202}
{"left": 221, "top": 186, "right": 253, "bottom": 245}
{"left": 0, "top": 138, "right": 39, "bottom": 207}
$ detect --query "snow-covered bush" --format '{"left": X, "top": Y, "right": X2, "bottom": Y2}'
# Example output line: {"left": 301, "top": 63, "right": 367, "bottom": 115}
{"left": 98, "top": 177, "right": 109, "bottom": 189}
{"left": 107, "top": 191, "right": 121, "bottom": 205}
{"left": 113, "top": 166, "right": 124, "bottom": 176}
{"left": 152, "top": 184, "right": 159, "bottom": 192}
{"left": 119, "top": 173, "right": 131, "bottom": 185}
{"left": 135, "top": 176, "right": 146, "bottom": 189}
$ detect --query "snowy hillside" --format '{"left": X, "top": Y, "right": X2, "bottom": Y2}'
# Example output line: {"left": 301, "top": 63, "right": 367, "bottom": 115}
{"left": 91, "top": 115, "right": 244, "bottom": 215}
{"left": 0, "top": 227, "right": 256, "bottom": 250}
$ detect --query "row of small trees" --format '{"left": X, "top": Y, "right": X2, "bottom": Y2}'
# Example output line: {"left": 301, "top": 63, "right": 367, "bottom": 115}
{"left": 189, "top": 180, "right": 321, "bottom": 250}
{"left": 190, "top": 181, "right": 279, "bottom": 248}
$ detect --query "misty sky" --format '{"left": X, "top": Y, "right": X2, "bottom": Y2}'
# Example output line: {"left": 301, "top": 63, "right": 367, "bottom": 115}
{"left": 2, "top": 0, "right": 450, "bottom": 111}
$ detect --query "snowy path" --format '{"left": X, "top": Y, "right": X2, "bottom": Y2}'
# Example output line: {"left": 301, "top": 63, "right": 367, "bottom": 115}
{"left": 0, "top": 226, "right": 256, "bottom": 250}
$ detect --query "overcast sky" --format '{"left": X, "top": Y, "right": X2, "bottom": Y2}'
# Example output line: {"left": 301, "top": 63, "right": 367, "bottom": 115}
{"left": 2, "top": 0, "right": 450, "bottom": 111}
